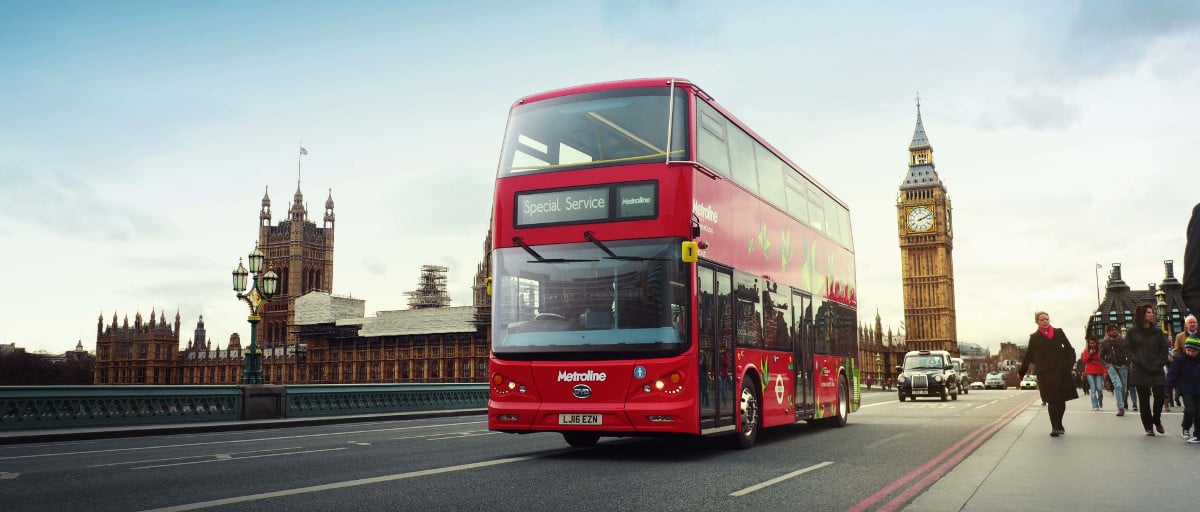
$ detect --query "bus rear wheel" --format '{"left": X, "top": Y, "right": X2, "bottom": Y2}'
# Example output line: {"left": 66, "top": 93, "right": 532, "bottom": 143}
{"left": 562, "top": 432, "right": 600, "bottom": 448}
{"left": 819, "top": 374, "right": 849, "bottom": 428}
{"left": 729, "top": 377, "right": 760, "bottom": 449}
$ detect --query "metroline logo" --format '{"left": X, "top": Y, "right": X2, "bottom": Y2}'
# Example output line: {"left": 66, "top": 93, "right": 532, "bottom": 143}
{"left": 557, "top": 370, "right": 607, "bottom": 382}
{"left": 693, "top": 200, "right": 719, "bottom": 223}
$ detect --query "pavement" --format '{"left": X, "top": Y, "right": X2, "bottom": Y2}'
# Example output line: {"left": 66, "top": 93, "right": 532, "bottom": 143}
{"left": 904, "top": 389, "right": 1195, "bottom": 511}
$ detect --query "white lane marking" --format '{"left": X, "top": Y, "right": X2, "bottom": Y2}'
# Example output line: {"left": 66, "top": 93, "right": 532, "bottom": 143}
{"left": 138, "top": 456, "right": 534, "bottom": 511}
{"left": 0, "top": 440, "right": 99, "bottom": 450}
{"left": 394, "top": 430, "right": 495, "bottom": 441}
{"left": 0, "top": 472, "right": 19, "bottom": 479}
{"left": 859, "top": 400, "right": 898, "bottom": 408}
{"left": 0, "top": 420, "right": 486, "bottom": 461}
{"left": 426, "top": 431, "right": 500, "bottom": 441}
{"left": 132, "top": 447, "right": 348, "bottom": 469}
{"left": 89, "top": 447, "right": 304, "bottom": 467}
{"left": 729, "top": 461, "right": 834, "bottom": 496}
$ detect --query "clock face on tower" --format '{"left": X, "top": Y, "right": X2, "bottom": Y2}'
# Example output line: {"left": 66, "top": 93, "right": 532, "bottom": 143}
{"left": 907, "top": 206, "right": 934, "bottom": 232}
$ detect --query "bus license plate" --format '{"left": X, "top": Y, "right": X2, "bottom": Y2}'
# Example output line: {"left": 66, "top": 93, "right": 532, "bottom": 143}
{"left": 559, "top": 414, "right": 601, "bottom": 425}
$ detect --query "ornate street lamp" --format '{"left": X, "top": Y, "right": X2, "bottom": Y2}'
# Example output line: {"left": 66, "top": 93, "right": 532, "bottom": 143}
{"left": 1156, "top": 289, "right": 1170, "bottom": 339}
{"left": 232, "top": 246, "right": 278, "bottom": 384}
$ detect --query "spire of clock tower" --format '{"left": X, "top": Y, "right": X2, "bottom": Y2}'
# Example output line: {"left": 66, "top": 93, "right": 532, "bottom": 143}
{"left": 901, "top": 95, "right": 942, "bottom": 190}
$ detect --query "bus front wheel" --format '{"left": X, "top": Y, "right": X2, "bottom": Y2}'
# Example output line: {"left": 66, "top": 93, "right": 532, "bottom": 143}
{"left": 562, "top": 432, "right": 600, "bottom": 448}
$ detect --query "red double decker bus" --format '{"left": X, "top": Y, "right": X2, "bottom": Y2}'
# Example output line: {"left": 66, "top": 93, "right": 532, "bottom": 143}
{"left": 487, "top": 78, "right": 858, "bottom": 449}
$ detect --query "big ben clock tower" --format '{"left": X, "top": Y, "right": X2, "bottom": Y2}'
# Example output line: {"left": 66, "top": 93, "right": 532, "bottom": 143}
{"left": 897, "top": 98, "right": 958, "bottom": 354}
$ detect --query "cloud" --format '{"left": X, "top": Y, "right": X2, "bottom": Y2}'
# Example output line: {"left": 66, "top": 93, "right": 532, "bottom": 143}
{"left": 362, "top": 256, "right": 388, "bottom": 276}
{"left": 600, "top": 0, "right": 722, "bottom": 46}
{"left": 0, "top": 166, "right": 173, "bottom": 240}
{"left": 1051, "top": 0, "right": 1200, "bottom": 79}
{"left": 972, "top": 92, "right": 1083, "bottom": 131}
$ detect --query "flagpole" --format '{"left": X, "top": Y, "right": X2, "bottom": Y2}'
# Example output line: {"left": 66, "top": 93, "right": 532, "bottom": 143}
{"left": 1095, "top": 263, "right": 1102, "bottom": 307}
{"left": 297, "top": 142, "right": 302, "bottom": 184}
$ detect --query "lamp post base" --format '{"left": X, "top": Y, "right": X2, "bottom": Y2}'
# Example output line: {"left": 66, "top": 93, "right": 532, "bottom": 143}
{"left": 241, "top": 317, "right": 264, "bottom": 384}
{"left": 241, "top": 350, "right": 264, "bottom": 384}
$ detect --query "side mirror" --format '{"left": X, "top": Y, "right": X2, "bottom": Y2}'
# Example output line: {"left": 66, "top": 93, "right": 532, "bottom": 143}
{"left": 895, "top": 365, "right": 903, "bottom": 372}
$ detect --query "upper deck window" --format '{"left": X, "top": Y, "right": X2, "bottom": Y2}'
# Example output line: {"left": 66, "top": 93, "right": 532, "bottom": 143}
{"left": 498, "top": 87, "right": 689, "bottom": 176}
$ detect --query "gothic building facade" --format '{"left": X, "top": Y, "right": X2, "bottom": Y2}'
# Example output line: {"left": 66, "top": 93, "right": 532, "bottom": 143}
{"left": 94, "top": 310, "right": 182, "bottom": 384}
{"left": 94, "top": 246, "right": 493, "bottom": 385}
{"left": 288, "top": 236, "right": 494, "bottom": 384}
{"left": 257, "top": 183, "right": 335, "bottom": 347}
{"left": 857, "top": 310, "right": 907, "bottom": 387}
{"left": 896, "top": 101, "right": 959, "bottom": 355}
{"left": 92, "top": 173, "right": 495, "bottom": 385}
{"left": 1086, "top": 261, "right": 1192, "bottom": 340}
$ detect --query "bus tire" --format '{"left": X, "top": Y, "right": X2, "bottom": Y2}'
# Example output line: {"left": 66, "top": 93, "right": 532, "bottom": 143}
{"left": 562, "top": 432, "right": 600, "bottom": 448}
{"left": 820, "top": 374, "right": 849, "bottom": 428}
{"left": 729, "top": 376, "right": 760, "bottom": 449}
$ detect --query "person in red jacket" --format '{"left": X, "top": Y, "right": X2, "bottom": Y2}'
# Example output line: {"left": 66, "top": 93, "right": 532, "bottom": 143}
{"left": 1082, "top": 336, "right": 1108, "bottom": 410}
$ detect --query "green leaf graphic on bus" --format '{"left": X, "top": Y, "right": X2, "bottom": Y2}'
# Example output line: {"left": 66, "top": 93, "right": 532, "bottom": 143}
{"left": 800, "top": 242, "right": 817, "bottom": 290}
{"left": 760, "top": 358, "right": 770, "bottom": 393}
{"left": 780, "top": 228, "right": 792, "bottom": 270}
{"left": 758, "top": 224, "right": 771, "bottom": 259}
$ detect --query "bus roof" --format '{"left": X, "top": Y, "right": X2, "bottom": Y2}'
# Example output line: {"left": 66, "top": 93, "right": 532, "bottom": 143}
{"left": 509, "top": 77, "right": 849, "bottom": 211}
{"left": 511, "top": 77, "right": 695, "bottom": 108}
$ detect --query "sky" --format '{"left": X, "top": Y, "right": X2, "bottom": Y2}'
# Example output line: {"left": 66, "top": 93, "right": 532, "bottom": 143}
{"left": 2, "top": 0, "right": 1198, "bottom": 356}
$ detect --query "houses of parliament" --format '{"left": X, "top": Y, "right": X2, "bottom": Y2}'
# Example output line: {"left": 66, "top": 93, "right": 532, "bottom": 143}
{"left": 93, "top": 183, "right": 492, "bottom": 385}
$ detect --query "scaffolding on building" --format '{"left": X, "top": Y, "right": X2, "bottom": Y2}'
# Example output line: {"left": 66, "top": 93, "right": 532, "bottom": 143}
{"left": 406, "top": 265, "right": 452, "bottom": 309}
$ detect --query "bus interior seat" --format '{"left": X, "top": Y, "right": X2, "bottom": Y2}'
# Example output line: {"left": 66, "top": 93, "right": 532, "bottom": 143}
{"left": 581, "top": 309, "right": 613, "bottom": 330}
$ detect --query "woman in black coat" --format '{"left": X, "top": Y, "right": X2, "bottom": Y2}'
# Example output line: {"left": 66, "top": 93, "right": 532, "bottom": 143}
{"left": 1127, "top": 303, "right": 1170, "bottom": 436}
{"left": 1019, "top": 311, "right": 1078, "bottom": 437}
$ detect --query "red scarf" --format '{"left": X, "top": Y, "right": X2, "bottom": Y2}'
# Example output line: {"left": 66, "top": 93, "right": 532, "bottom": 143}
{"left": 1040, "top": 325, "right": 1055, "bottom": 339}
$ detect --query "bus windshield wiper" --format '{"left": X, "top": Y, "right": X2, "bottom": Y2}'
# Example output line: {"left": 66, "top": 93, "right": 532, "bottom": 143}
{"left": 583, "top": 231, "right": 669, "bottom": 261}
{"left": 512, "top": 236, "right": 596, "bottom": 263}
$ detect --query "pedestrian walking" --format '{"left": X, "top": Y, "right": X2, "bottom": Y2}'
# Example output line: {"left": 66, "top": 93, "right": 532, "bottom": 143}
{"left": 1081, "top": 336, "right": 1107, "bottom": 410}
{"left": 1174, "top": 315, "right": 1199, "bottom": 409}
{"left": 1174, "top": 315, "right": 1199, "bottom": 357}
{"left": 1018, "top": 311, "right": 1078, "bottom": 437}
{"left": 1184, "top": 203, "right": 1200, "bottom": 315}
{"left": 1076, "top": 356, "right": 1089, "bottom": 392}
{"left": 1127, "top": 303, "right": 1171, "bottom": 436}
{"left": 1165, "top": 335, "right": 1200, "bottom": 443}
{"left": 1099, "top": 323, "right": 1131, "bottom": 416}
{"left": 1165, "top": 344, "right": 1177, "bottom": 412}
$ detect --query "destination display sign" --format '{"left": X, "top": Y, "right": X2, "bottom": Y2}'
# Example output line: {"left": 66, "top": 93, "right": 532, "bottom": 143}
{"left": 515, "top": 181, "right": 657, "bottom": 227}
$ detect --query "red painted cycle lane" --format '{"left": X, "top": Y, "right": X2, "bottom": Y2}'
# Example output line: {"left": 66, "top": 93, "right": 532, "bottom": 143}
{"left": 846, "top": 398, "right": 1037, "bottom": 512}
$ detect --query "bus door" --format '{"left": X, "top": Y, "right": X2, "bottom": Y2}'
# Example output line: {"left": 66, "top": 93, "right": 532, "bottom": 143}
{"left": 697, "top": 264, "right": 736, "bottom": 431}
{"left": 793, "top": 291, "right": 814, "bottom": 419}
